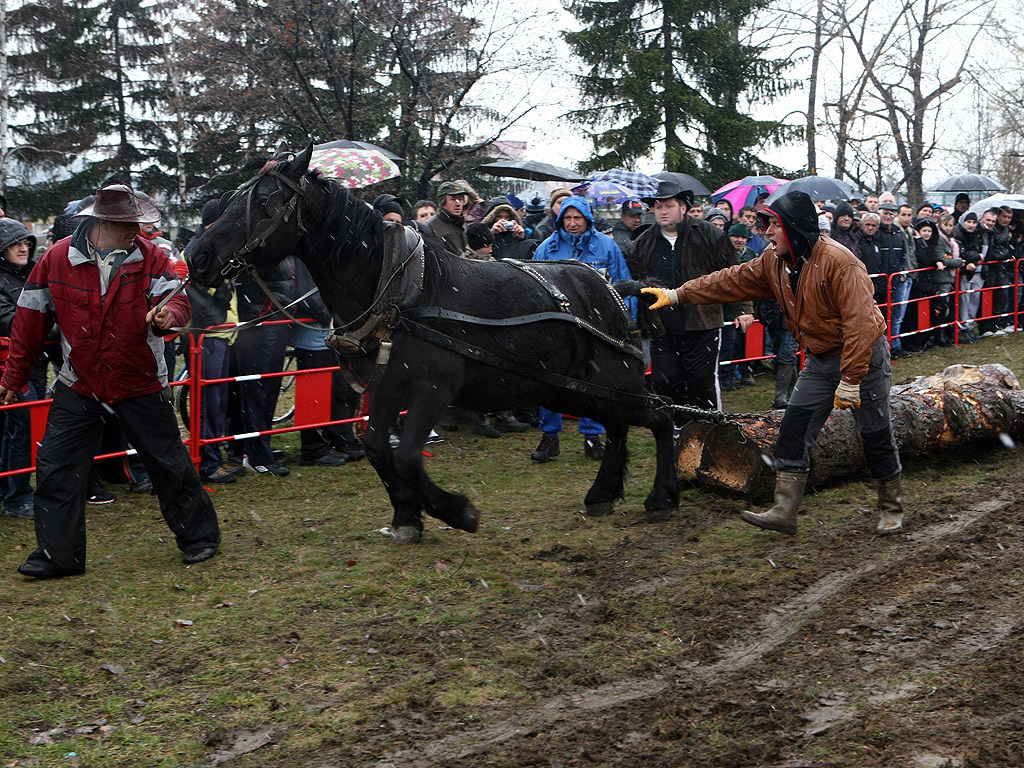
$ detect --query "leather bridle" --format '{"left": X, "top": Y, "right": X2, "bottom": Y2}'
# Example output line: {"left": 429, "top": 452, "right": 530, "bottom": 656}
{"left": 218, "top": 169, "right": 309, "bottom": 279}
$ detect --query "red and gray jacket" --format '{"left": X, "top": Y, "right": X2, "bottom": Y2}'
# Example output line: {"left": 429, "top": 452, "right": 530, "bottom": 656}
{"left": 0, "top": 225, "right": 190, "bottom": 404}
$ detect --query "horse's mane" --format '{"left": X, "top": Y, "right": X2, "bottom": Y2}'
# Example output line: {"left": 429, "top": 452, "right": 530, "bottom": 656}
{"left": 298, "top": 170, "right": 458, "bottom": 292}
{"left": 299, "top": 171, "right": 385, "bottom": 270}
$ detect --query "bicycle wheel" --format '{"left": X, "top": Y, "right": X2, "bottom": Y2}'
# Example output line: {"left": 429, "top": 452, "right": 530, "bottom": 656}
{"left": 272, "top": 351, "right": 297, "bottom": 424}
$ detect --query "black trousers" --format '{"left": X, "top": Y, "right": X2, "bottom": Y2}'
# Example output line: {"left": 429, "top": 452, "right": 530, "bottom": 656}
{"left": 26, "top": 383, "right": 221, "bottom": 574}
{"left": 650, "top": 328, "right": 722, "bottom": 411}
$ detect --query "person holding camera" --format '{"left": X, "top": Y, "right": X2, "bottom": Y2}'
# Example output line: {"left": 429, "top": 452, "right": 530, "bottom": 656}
{"left": 481, "top": 197, "right": 537, "bottom": 261}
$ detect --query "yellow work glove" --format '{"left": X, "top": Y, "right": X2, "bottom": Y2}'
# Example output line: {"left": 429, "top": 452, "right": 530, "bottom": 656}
{"left": 640, "top": 286, "right": 679, "bottom": 310}
{"left": 833, "top": 380, "right": 861, "bottom": 409}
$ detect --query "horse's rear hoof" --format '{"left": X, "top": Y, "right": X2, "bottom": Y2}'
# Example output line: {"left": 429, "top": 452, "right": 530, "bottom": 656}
{"left": 390, "top": 526, "right": 422, "bottom": 544}
{"left": 585, "top": 501, "right": 616, "bottom": 517}
{"left": 644, "top": 507, "right": 674, "bottom": 524}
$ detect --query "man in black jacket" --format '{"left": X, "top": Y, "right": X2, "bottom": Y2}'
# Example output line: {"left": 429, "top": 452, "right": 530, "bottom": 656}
{"left": 627, "top": 181, "right": 753, "bottom": 411}
{"left": 979, "top": 206, "right": 1014, "bottom": 336}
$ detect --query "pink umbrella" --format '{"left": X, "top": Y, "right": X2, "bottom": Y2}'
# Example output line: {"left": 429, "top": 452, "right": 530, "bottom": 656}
{"left": 710, "top": 175, "right": 787, "bottom": 215}
{"left": 310, "top": 147, "right": 401, "bottom": 188}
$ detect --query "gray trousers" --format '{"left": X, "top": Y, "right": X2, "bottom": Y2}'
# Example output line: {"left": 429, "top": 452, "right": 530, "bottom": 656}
{"left": 774, "top": 337, "right": 901, "bottom": 481}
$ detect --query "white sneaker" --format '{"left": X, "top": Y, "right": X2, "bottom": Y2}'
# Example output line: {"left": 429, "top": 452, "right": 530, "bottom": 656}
{"left": 993, "top": 327, "right": 1010, "bottom": 336}
{"left": 425, "top": 430, "right": 445, "bottom": 445}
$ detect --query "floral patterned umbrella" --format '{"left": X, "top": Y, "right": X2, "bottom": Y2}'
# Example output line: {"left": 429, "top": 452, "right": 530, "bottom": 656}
{"left": 310, "top": 147, "right": 401, "bottom": 188}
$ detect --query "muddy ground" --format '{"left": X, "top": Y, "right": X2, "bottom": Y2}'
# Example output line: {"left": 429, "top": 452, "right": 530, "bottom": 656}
{"left": 317, "top": 445, "right": 1023, "bottom": 768}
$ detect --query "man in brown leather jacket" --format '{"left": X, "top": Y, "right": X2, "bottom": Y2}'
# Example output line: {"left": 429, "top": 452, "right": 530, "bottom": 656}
{"left": 643, "top": 191, "right": 905, "bottom": 538}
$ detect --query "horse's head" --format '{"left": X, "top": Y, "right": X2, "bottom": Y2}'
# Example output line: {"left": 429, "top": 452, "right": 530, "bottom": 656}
{"left": 188, "top": 142, "right": 314, "bottom": 285}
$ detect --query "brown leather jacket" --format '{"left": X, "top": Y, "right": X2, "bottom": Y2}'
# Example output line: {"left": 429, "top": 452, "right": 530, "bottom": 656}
{"left": 677, "top": 234, "right": 886, "bottom": 385}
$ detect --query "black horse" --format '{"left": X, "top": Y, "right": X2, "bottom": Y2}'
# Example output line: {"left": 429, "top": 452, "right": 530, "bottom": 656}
{"left": 187, "top": 143, "right": 682, "bottom": 543}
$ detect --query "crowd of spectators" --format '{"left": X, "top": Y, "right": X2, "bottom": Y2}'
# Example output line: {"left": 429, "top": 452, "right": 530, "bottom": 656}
{"left": 1, "top": 177, "right": 1022, "bottom": 526}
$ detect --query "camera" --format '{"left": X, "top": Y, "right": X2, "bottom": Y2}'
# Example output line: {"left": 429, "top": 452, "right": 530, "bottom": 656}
{"left": 502, "top": 220, "right": 515, "bottom": 231}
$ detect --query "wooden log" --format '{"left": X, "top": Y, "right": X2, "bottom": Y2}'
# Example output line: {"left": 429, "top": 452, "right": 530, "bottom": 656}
{"left": 678, "top": 364, "right": 1024, "bottom": 502}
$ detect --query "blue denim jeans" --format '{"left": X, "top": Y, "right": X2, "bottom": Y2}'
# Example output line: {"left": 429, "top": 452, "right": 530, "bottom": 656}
{"left": 538, "top": 407, "right": 604, "bottom": 436}
{"left": 889, "top": 278, "right": 913, "bottom": 350}
{"left": 1, "top": 379, "right": 43, "bottom": 512}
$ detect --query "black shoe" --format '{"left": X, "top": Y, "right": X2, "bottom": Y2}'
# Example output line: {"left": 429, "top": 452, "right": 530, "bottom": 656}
{"left": 272, "top": 449, "right": 285, "bottom": 461}
{"left": 129, "top": 478, "right": 154, "bottom": 494}
{"left": 18, "top": 559, "right": 83, "bottom": 579}
{"left": 300, "top": 449, "right": 347, "bottom": 467}
{"left": 337, "top": 444, "right": 366, "bottom": 461}
{"left": 435, "top": 411, "right": 459, "bottom": 431}
{"left": 202, "top": 466, "right": 238, "bottom": 484}
{"left": 226, "top": 465, "right": 246, "bottom": 478}
{"left": 740, "top": 374, "right": 757, "bottom": 387}
{"left": 86, "top": 488, "right": 116, "bottom": 504}
{"left": 471, "top": 421, "right": 502, "bottom": 439}
{"left": 4, "top": 502, "right": 34, "bottom": 519}
{"left": 721, "top": 379, "right": 740, "bottom": 392}
{"left": 183, "top": 546, "right": 218, "bottom": 564}
{"left": 252, "top": 461, "right": 290, "bottom": 476}
{"left": 531, "top": 433, "right": 560, "bottom": 462}
{"left": 494, "top": 414, "right": 530, "bottom": 433}
{"left": 584, "top": 435, "right": 605, "bottom": 460}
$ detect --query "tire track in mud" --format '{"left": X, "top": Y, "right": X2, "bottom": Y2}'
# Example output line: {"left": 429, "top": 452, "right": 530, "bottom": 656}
{"left": 370, "top": 497, "right": 1013, "bottom": 768}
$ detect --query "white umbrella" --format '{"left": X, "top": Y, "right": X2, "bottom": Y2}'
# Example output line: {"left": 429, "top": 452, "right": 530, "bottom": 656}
{"left": 967, "top": 193, "right": 1024, "bottom": 215}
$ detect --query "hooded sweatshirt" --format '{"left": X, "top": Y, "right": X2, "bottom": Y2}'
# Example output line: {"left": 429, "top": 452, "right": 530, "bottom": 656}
{"left": 533, "top": 195, "right": 635, "bottom": 317}
{"left": 676, "top": 191, "right": 885, "bottom": 386}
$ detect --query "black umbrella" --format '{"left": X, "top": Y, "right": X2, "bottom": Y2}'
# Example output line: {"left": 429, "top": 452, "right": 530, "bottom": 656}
{"left": 475, "top": 159, "right": 585, "bottom": 183}
{"left": 929, "top": 173, "right": 1006, "bottom": 193}
{"left": 314, "top": 139, "right": 402, "bottom": 162}
{"left": 766, "top": 175, "right": 856, "bottom": 204}
{"left": 653, "top": 171, "right": 711, "bottom": 196}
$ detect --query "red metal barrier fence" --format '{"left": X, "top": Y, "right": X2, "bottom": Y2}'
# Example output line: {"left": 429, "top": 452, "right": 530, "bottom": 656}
{"left": 2, "top": 257, "right": 1021, "bottom": 481}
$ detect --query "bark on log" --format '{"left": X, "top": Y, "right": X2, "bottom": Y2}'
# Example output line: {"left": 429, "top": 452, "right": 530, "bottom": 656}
{"left": 678, "top": 364, "right": 1024, "bottom": 502}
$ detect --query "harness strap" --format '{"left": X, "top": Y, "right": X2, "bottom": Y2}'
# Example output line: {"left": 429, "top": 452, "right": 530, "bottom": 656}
{"left": 397, "top": 317, "right": 724, "bottom": 423}
{"left": 401, "top": 306, "right": 645, "bottom": 361}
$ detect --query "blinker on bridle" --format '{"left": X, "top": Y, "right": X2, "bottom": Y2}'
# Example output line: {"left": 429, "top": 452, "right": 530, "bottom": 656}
{"left": 219, "top": 169, "right": 309, "bottom": 279}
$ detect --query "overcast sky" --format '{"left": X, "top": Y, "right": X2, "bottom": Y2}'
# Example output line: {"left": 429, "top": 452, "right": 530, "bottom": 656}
{"left": 483, "top": 0, "right": 1018, "bottom": 192}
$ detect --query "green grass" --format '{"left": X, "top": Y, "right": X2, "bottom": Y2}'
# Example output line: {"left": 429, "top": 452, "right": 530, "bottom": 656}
{"left": 1, "top": 333, "right": 1023, "bottom": 766}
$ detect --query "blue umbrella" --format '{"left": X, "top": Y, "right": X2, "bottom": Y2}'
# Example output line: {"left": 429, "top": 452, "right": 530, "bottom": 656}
{"left": 582, "top": 169, "right": 660, "bottom": 199}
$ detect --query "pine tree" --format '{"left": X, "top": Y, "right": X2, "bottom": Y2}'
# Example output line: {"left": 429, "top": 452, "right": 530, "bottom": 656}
{"left": 5, "top": 0, "right": 172, "bottom": 216}
{"left": 564, "top": 0, "right": 798, "bottom": 188}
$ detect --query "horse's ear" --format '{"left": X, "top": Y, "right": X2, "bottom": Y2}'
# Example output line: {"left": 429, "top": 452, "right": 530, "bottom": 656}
{"left": 274, "top": 140, "right": 290, "bottom": 158}
{"left": 287, "top": 141, "right": 314, "bottom": 178}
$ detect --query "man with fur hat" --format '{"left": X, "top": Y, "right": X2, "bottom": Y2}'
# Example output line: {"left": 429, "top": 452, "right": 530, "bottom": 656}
{"left": 643, "top": 190, "right": 905, "bottom": 539}
{"left": 481, "top": 197, "right": 537, "bottom": 260}
{"left": 0, "top": 184, "right": 222, "bottom": 578}
{"left": 628, "top": 180, "right": 753, "bottom": 414}
{"left": 425, "top": 182, "right": 471, "bottom": 255}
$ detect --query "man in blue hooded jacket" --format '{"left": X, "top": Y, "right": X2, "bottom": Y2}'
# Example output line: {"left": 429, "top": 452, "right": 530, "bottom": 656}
{"left": 530, "top": 195, "right": 634, "bottom": 462}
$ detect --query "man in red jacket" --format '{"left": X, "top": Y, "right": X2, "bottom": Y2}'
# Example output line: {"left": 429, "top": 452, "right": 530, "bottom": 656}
{"left": 0, "top": 184, "right": 222, "bottom": 579}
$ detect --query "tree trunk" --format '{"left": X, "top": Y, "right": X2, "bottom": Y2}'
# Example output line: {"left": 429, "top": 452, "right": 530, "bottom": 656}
{"left": 679, "top": 365, "right": 1024, "bottom": 502}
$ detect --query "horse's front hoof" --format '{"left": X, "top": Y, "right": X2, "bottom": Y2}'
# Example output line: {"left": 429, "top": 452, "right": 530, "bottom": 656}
{"left": 644, "top": 505, "right": 675, "bottom": 523}
{"left": 450, "top": 504, "right": 480, "bottom": 533}
{"left": 585, "top": 501, "right": 616, "bottom": 517}
{"left": 390, "top": 526, "right": 422, "bottom": 544}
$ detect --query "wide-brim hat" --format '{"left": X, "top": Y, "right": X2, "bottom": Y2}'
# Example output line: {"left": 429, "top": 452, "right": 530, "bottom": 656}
{"left": 641, "top": 180, "right": 694, "bottom": 208}
{"left": 75, "top": 184, "right": 160, "bottom": 223}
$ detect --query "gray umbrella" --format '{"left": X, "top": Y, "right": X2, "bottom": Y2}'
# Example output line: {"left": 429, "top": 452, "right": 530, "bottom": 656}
{"left": 929, "top": 174, "right": 1006, "bottom": 193}
{"left": 314, "top": 139, "right": 402, "bottom": 162}
{"left": 766, "top": 176, "right": 856, "bottom": 203}
{"left": 653, "top": 172, "right": 711, "bottom": 196}
{"left": 475, "top": 159, "right": 585, "bottom": 183}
